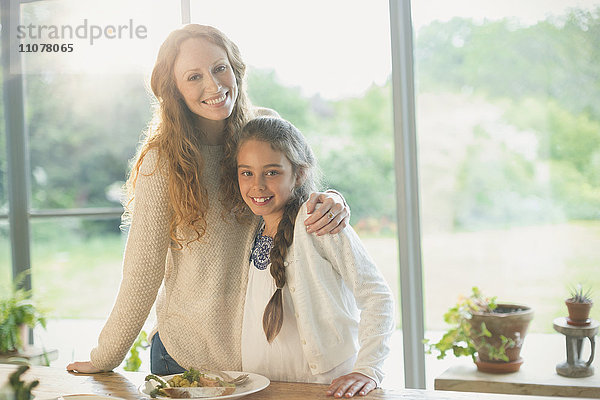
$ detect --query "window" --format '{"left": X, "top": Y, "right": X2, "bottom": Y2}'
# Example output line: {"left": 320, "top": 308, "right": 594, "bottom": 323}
{"left": 190, "top": 0, "right": 401, "bottom": 323}
{"left": 30, "top": 218, "right": 124, "bottom": 318}
{"left": 412, "top": 1, "right": 600, "bottom": 335}
{"left": 20, "top": 0, "right": 180, "bottom": 212}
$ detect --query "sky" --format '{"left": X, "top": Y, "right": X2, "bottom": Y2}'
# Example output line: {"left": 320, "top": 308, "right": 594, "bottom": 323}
{"left": 190, "top": 0, "right": 599, "bottom": 99}
{"left": 16, "top": 0, "right": 600, "bottom": 99}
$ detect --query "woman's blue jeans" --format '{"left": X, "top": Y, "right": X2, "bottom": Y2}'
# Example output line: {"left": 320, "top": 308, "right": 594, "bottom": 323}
{"left": 150, "top": 332, "right": 186, "bottom": 375}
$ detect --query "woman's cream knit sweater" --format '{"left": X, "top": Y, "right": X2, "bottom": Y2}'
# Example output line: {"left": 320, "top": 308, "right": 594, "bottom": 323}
{"left": 90, "top": 146, "right": 259, "bottom": 371}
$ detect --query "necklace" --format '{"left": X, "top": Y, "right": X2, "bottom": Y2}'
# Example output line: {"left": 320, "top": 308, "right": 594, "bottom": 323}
{"left": 250, "top": 224, "right": 273, "bottom": 270}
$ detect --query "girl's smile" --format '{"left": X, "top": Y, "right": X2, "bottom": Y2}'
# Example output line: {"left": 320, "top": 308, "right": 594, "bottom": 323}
{"left": 237, "top": 139, "right": 299, "bottom": 234}
{"left": 251, "top": 196, "right": 274, "bottom": 205}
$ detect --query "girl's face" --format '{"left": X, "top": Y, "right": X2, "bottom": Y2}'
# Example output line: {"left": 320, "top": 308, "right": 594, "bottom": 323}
{"left": 173, "top": 37, "right": 238, "bottom": 127}
{"left": 237, "top": 139, "right": 298, "bottom": 229}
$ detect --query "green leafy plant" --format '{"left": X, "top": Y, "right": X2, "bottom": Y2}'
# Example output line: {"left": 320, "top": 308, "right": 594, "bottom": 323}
{"left": 568, "top": 284, "right": 592, "bottom": 304}
{"left": 424, "top": 287, "right": 515, "bottom": 362}
{"left": 124, "top": 330, "right": 150, "bottom": 371}
{"left": 0, "top": 272, "right": 47, "bottom": 354}
{"left": 0, "top": 365, "right": 39, "bottom": 400}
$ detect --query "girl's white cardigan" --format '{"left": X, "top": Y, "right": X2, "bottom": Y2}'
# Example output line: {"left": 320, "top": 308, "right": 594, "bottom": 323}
{"left": 285, "top": 203, "right": 395, "bottom": 385}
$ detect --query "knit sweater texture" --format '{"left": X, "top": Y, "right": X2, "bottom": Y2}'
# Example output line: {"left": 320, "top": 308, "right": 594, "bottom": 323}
{"left": 90, "top": 145, "right": 259, "bottom": 371}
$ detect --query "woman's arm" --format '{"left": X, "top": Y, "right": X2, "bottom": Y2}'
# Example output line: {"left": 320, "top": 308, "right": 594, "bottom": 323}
{"left": 68, "top": 149, "right": 171, "bottom": 372}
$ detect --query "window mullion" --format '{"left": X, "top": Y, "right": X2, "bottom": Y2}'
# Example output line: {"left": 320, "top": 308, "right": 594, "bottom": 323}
{"left": 388, "top": 0, "right": 426, "bottom": 389}
{"left": 2, "top": 0, "right": 32, "bottom": 294}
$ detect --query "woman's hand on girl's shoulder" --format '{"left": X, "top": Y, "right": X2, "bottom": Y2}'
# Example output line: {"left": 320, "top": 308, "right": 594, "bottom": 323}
{"left": 326, "top": 372, "right": 377, "bottom": 398}
{"left": 304, "top": 191, "right": 350, "bottom": 235}
{"left": 66, "top": 361, "right": 102, "bottom": 374}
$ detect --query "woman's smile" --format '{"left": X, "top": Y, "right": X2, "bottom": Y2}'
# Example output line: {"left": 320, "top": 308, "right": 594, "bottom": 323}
{"left": 203, "top": 91, "right": 228, "bottom": 105}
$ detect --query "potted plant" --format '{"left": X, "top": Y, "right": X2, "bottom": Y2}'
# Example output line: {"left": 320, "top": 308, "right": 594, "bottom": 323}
{"left": 425, "top": 287, "right": 534, "bottom": 373}
{"left": 565, "top": 284, "right": 593, "bottom": 326}
{"left": 0, "top": 272, "right": 47, "bottom": 355}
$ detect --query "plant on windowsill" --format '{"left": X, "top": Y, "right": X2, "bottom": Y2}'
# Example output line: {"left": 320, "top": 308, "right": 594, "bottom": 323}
{"left": 565, "top": 284, "right": 593, "bottom": 326}
{"left": 424, "top": 287, "right": 534, "bottom": 373}
{"left": 0, "top": 271, "right": 47, "bottom": 355}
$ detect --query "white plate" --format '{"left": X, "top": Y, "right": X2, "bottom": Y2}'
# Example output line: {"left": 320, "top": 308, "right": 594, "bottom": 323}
{"left": 55, "top": 395, "right": 125, "bottom": 400}
{"left": 139, "top": 371, "right": 270, "bottom": 400}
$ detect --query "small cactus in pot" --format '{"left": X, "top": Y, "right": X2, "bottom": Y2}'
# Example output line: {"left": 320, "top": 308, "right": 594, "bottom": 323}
{"left": 565, "top": 284, "right": 593, "bottom": 326}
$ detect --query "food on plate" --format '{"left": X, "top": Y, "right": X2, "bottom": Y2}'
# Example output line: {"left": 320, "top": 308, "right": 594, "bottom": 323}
{"left": 145, "top": 368, "right": 236, "bottom": 398}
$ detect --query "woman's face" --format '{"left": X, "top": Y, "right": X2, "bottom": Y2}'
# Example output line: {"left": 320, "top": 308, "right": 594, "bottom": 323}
{"left": 173, "top": 37, "right": 238, "bottom": 125}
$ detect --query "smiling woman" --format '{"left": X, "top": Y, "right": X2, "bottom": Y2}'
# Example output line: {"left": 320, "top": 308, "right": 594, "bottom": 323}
{"left": 173, "top": 37, "right": 239, "bottom": 140}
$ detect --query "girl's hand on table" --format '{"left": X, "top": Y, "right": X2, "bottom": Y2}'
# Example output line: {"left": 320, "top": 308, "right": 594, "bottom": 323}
{"left": 326, "top": 372, "right": 377, "bottom": 398}
{"left": 305, "top": 191, "right": 350, "bottom": 235}
{"left": 66, "top": 361, "right": 102, "bottom": 374}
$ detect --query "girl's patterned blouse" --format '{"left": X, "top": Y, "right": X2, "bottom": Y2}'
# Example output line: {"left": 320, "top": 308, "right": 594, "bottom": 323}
{"left": 250, "top": 224, "right": 273, "bottom": 270}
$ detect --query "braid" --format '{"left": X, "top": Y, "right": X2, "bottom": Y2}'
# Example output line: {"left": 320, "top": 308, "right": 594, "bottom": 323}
{"left": 262, "top": 196, "right": 303, "bottom": 343}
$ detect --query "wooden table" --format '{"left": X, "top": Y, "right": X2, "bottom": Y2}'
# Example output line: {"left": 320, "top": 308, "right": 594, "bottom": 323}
{"left": 0, "top": 363, "right": 591, "bottom": 400}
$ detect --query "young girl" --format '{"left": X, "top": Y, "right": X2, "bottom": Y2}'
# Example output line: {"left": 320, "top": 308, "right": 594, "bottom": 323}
{"left": 224, "top": 117, "right": 395, "bottom": 398}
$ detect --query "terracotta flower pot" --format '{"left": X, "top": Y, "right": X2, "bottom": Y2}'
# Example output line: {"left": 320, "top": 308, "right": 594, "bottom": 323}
{"left": 565, "top": 299, "right": 593, "bottom": 326}
{"left": 469, "top": 304, "right": 534, "bottom": 373}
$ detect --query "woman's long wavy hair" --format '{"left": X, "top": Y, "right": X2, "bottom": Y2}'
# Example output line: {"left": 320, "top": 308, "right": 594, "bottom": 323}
{"left": 222, "top": 117, "right": 318, "bottom": 342}
{"left": 124, "top": 24, "right": 253, "bottom": 248}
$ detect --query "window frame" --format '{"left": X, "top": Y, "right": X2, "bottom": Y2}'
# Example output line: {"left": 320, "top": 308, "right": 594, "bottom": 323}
{"left": 388, "top": 0, "right": 426, "bottom": 389}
